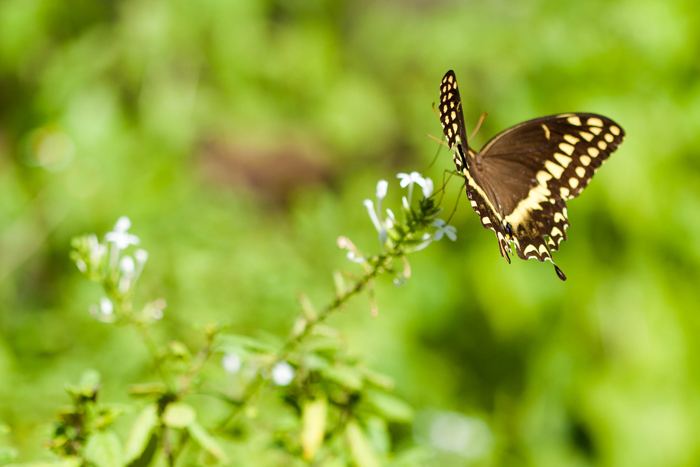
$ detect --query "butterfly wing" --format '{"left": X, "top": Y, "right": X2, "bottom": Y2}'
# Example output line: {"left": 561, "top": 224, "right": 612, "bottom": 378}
{"left": 478, "top": 113, "right": 625, "bottom": 262}
{"left": 439, "top": 70, "right": 514, "bottom": 263}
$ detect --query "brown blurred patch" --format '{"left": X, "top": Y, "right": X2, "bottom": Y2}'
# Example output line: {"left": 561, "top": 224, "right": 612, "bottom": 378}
{"left": 196, "top": 136, "right": 334, "bottom": 205}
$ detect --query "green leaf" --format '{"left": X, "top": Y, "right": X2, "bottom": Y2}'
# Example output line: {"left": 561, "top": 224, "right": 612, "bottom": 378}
{"left": 345, "top": 421, "right": 380, "bottom": 467}
{"left": 123, "top": 405, "right": 158, "bottom": 465}
{"left": 302, "top": 353, "right": 329, "bottom": 371}
{"left": 0, "top": 447, "right": 18, "bottom": 466}
{"left": 187, "top": 422, "right": 229, "bottom": 464}
{"left": 364, "top": 417, "right": 390, "bottom": 456}
{"left": 321, "top": 365, "right": 363, "bottom": 391}
{"left": 359, "top": 368, "right": 394, "bottom": 391}
{"left": 364, "top": 391, "right": 414, "bottom": 423}
{"left": 214, "top": 334, "right": 275, "bottom": 354}
{"left": 0, "top": 424, "right": 9, "bottom": 436}
{"left": 84, "top": 430, "right": 123, "bottom": 467}
{"left": 301, "top": 397, "right": 327, "bottom": 461}
{"left": 167, "top": 341, "right": 191, "bottom": 361}
{"left": 162, "top": 403, "right": 196, "bottom": 429}
{"left": 4, "top": 460, "right": 81, "bottom": 467}
{"left": 79, "top": 370, "right": 101, "bottom": 397}
{"left": 128, "top": 383, "right": 168, "bottom": 398}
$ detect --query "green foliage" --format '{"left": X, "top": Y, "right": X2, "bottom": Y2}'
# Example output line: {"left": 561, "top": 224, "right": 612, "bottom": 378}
{"left": 2, "top": 1, "right": 700, "bottom": 466}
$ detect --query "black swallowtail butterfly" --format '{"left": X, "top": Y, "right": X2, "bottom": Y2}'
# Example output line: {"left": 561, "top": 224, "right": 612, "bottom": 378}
{"left": 438, "top": 70, "right": 625, "bottom": 281}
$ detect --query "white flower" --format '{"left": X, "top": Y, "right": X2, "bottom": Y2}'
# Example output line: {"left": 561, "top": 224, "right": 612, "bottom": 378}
{"left": 346, "top": 251, "right": 366, "bottom": 263}
{"left": 422, "top": 177, "right": 434, "bottom": 198}
{"left": 105, "top": 216, "right": 140, "bottom": 249}
{"left": 397, "top": 172, "right": 426, "bottom": 206}
{"left": 120, "top": 256, "right": 135, "bottom": 275}
{"left": 272, "top": 361, "right": 295, "bottom": 386}
{"left": 376, "top": 180, "right": 388, "bottom": 200}
{"left": 99, "top": 297, "right": 114, "bottom": 315}
{"left": 432, "top": 219, "right": 457, "bottom": 241}
{"left": 411, "top": 233, "right": 434, "bottom": 252}
{"left": 397, "top": 172, "right": 425, "bottom": 188}
{"left": 363, "top": 199, "right": 383, "bottom": 232}
{"left": 134, "top": 249, "right": 149, "bottom": 264}
{"left": 222, "top": 353, "right": 242, "bottom": 374}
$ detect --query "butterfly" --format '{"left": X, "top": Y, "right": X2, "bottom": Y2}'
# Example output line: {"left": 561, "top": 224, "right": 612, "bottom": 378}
{"left": 438, "top": 70, "right": 625, "bottom": 281}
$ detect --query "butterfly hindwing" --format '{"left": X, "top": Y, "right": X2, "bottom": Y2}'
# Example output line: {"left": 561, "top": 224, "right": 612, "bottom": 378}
{"left": 479, "top": 113, "right": 625, "bottom": 263}
{"left": 437, "top": 70, "right": 625, "bottom": 279}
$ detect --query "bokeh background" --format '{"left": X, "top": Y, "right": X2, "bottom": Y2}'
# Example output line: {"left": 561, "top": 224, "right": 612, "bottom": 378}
{"left": 1, "top": 0, "right": 700, "bottom": 465}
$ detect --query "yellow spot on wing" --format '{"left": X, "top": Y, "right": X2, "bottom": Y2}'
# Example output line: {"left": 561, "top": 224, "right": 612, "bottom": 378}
{"left": 587, "top": 117, "right": 603, "bottom": 127}
{"left": 554, "top": 212, "right": 565, "bottom": 223}
{"left": 598, "top": 140, "right": 607, "bottom": 150}
{"left": 569, "top": 177, "right": 579, "bottom": 189}
{"left": 590, "top": 127, "right": 602, "bottom": 135}
{"left": 604, "top": 133, "right": 614, "bottom": 143}
{"left": 560, "top": 186, "right": 570, "bottom": 198}
{"left": 610, "top": 125, "right": 621, "bottom": 135}
{"left": 559, "top": 143, "right": 575, "bottom": 156}
{"left": 580, "top": 155, "right": 591, "bottom": 166}
{"left": 575, "top": 166, "right": 586, "bottom": 177}
{"left": 567, "top": 116, "right": 582, "bottom": 126}
{"left": 554, "top": 153, "right": 572, "bottom": 167}
{"left": 524, "top": 244, "right": 537, "bottom": 255}
{"left": 564, "top": 134, "right": 580, "bottom": 145}
{"left": 588, "top": 147, "right": 600, "bottom": 157}
{"left": 579, "top": 131, "right": 594, "bottom": 141}
{"left": 536, "top": 170, "right": 552, "bottom": 185}
{"left": 551, "top": 227, "right": 563, "bottom": 237}
{"left": 542, "top": 124, "right": 551, "bottom": 140}
{"left": 545, "top": 160, "right": 565, "bottom": 178}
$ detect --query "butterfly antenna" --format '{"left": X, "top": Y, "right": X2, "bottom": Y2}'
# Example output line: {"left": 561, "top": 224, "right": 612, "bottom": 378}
{"left": 469, "top": 112, "right": 489, "bottom": 141}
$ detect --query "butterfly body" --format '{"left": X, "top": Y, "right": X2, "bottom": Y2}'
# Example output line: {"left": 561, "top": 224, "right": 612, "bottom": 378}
{"left": 438, "top": 70, "right": 625, "bottom": 280}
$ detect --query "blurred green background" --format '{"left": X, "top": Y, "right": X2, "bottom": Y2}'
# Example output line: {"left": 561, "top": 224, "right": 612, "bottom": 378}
{"left": 1, "top": 0, "right": 700, "bottom": 465}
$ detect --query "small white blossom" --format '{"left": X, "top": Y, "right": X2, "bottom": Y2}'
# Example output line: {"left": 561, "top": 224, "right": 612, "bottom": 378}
{"left": 363, "top": 199, "right": 382, "bottom": 232}
{"left": 422, "top": 177, "right": 434, "bottom": 198}
{"left": 397, "top": 172, "right": 425, "bottom": 188}
{"left": 432, "top": 219, "right": 457, "bottom": 241}
{"left": 99, "top": 297, "right": 114, "bottom": 315}
{"left": 152, "top": 308, "right": 163, "bottom": 319}
{"left": 376, "top": 180, "right": 388, "bottom": 200}
{"left": 272, "top": 361, "right": 295, "bottom": 386}
{"left": 134, "top": 249, "right": 149, "bottom": 264}
{"left": 222, "top": 353, "right": 242, "bottom": 374}
{"left": 120, "top": 256, "right": 135, "bottom": 275}
{"left": 105, "top": 216, "right": 140, "bottom": 249}
{"left": 346, "top": 251, "right": 366, "bottom": 263}
{"left": 411, "top": 233, "right": 434, "bottom": 252}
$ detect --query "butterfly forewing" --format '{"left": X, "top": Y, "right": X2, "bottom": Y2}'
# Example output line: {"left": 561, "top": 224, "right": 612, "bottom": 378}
{"left": 437, "top": 70, "right": 625, "bottom": 279}
{"left": 438, "top": 71, "right": 470, "bottom": 152}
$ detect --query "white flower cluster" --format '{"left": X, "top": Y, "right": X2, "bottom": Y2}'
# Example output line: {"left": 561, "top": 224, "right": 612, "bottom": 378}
{"left": 359, "top": 172, "right": 456, "bottom": 257}
{"left": 79, "top": 216, "right": 160, "bottom": 322}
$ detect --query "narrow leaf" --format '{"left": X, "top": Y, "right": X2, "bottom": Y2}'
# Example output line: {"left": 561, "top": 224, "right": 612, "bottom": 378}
{"left": 345, "top": 421, "right": 380, "bottom": 467}
{"left": 163, "top": 403, "right": 196, "bottom": 429}
{"left": 322, "top": 366, "right": 363, "bottom": 391}
{"left": 123, "top": 404, "right": 158, "bottom": 465}
{"left": 365, "top": 390, "right": 414, "bottom": 423}
{"left": 301, "top": 397, "right": 327, "bottom": 461}
{"left": 84, "top": 430, "right": 123, "bottom": 467}
{"left": 187, "top": 422, "right": 229, "bottom": 464}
